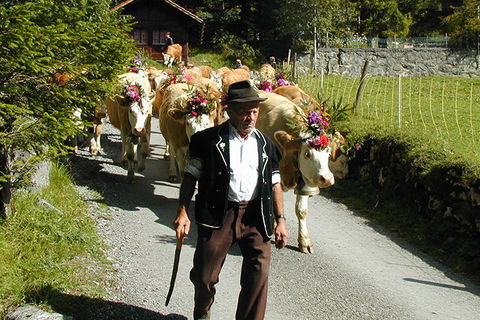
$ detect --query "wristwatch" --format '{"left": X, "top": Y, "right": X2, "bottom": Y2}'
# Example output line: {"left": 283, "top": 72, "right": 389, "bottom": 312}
{"left": 275, "top": 215, "right": 286, "bottom": 221}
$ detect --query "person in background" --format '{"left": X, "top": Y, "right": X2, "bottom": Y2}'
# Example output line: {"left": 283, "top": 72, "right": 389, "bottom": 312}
{"left": 268, "top": 56, "right": 277, "bottom": 70}
{"left": 165, "top": 31, "right": 174, "bottom": 46}
{"left": 235, "top": 58, "right": 243, "bottom": 69}
{"left": 173, "top": 80, "right": 289, "bottom": 320}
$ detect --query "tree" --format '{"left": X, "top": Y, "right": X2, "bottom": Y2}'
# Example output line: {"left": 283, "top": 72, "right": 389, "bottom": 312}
{"left": 350, "top": 0, "right": 412, "bottom": 37}
{"left": 0, "top": 0, "right": 135, "bottom": 218}
{"left": 398, "top": 0, "right": 462, "bottom": 36}
{"left": 444, "top": 0, "right": 480, "bottom": 48}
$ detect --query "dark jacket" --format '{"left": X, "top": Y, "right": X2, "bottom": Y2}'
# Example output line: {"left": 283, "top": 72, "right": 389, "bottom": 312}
{"left": 189, "top": 121, "right": 282, "bottom": 239}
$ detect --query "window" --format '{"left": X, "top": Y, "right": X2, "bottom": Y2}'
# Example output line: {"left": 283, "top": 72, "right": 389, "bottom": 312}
{"left": 152, "top": 30, "right": 160, "bottom": 45}
{"left": 152, "top": 30, "right": 168, "bottom": 45}
{"left": 133, "top": 29, "right": 148, "bottom": 45}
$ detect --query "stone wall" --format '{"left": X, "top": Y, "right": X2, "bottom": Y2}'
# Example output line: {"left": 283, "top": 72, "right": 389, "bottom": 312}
{"left": 295, "top": 48, "right": 480, "bottom": 77}
{"left": 348, "top": 136, "right": 480, "bottom": 240}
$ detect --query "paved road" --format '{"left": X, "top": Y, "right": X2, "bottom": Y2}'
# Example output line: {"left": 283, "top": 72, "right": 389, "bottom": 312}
{"left": 72, "top": 118, "right": 480, "bottom": 320}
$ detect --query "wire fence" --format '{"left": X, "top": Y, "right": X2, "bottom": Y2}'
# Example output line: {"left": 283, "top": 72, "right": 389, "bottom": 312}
{"left": 297, "top": 73, "right": 480, "bottom": 157}
{"left": 319, "top": 35, "right": 452, "bottom": 49}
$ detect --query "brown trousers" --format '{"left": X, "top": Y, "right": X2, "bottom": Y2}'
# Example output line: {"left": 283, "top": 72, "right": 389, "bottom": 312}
{"left": 190, "top": 199, "right": 271, "bottom": 320}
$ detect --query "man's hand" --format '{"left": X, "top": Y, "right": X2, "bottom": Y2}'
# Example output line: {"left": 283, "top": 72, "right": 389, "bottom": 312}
{"left": 173, "top": 208, "right": 190, "bottom": 240}
{"left": 274, "top": 219, "right": 289, "bottom": 249}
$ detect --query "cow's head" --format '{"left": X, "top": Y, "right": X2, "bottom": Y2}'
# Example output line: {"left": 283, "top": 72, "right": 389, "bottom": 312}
{"left": 116, "top": 89, "right": 151, "bottom": 137}
{"left": 274, "top": 130, "right": 335, "bottom": 190}
{"left": 168, "top": 108, "right": 214, "bottom": 140}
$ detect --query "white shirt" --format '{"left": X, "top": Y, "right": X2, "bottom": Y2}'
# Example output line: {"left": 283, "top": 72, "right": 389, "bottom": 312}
{"left": 228, "top": 124, "right": 260, "bottom": 202}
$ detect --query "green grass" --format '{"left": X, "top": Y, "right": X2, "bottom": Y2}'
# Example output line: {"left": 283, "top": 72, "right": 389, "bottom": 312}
{"left": 188, "top": 47, "right": 233, "bottom": 70}
{"left": 0, "top": 162, "right": 109, "bottom": 317}
{"left": 298, "top": 75, "right": 480, "bottom": 168}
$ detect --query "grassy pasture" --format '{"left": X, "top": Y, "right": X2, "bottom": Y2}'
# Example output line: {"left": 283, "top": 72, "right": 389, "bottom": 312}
{"left": 298, "top": 75, "right": 480, "bottom": 165}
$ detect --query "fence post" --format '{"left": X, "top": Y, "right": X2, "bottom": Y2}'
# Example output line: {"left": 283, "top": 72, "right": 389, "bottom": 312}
{"left": 293, "top": 52, "right": 297, "bottom": 81}
{"left": 353, "top": 59, "right": 369, "bottom": 112}
{"left": 320, "top": 67, "right": 324, "bottom": 89}
{"left": 398, "top": 74, "right": 402, "bottom": 128}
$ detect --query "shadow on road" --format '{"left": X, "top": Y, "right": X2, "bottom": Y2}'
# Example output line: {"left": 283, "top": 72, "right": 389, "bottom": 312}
{"left": 26, "top": 286, "right": 187, "bottom": 320}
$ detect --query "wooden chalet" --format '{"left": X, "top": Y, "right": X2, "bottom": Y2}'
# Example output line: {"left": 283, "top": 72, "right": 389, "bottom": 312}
{"left": 112, "top": 0, "right": 205, "bottom": 61}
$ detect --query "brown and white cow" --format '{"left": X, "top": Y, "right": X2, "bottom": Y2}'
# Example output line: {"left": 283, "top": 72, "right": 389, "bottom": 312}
{"left": 106, "top": 73, "right": 153, "bottom": 182}
{"left": 163, "top": 44, "right": 182, "bottom": 67}
{"left": 159, "top": 83, "right": 221, "bottom": 182}
{"left": 255, "top": 91, "right": 348, "bottom": 253}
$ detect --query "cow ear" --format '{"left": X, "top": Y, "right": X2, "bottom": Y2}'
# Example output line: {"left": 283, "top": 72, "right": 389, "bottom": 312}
{"left": 274, "top": 131, "right": 293, "bottom": 149}
{"left": 330, "top": 141, "right": 341, "bottom": 160}
{"left": 274, "top": 130, "right": 301, "bottom": 152}
{"left": 330, "top": 132, "right": 346, "bottom": 160}
{"left": 167, "top": 108, "right": 187, "bottom": 122}
{"left": 115, "top": 95, "right": 126, "bottom": 106}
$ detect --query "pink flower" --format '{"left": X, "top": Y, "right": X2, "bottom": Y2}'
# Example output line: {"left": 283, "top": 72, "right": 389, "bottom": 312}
{"left": 185, "top": 74, "right": 192, "bottom": 82}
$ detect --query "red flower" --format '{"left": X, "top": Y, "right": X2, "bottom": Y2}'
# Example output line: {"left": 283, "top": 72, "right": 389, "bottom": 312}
{"left": 320, "top": 135, "right": 330, "bottom": 147}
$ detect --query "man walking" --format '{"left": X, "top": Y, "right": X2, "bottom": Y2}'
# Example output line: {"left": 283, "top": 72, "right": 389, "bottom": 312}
{"left": 173, "top": 80, "right": 289, "bottom": 320}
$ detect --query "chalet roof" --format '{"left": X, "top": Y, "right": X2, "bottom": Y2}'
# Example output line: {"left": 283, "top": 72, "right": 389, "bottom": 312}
{"left": 111, "top": 0, "right": 204, "bottom": 24}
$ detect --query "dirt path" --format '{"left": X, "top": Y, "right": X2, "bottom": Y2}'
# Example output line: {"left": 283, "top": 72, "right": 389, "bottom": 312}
{"left": 69, "top": 118, "right": 480, "bottom": 320}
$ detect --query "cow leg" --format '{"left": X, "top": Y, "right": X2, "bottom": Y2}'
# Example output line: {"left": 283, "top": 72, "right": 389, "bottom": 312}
{"left": 137, "top": 136, "right": 149, "bottom": 173}
{"left": 94, "top": 121, "right": 103, "bottom": 153}
{"left": 89, "top": 125, "right": 100, "bottom": 155}
{"left": 89, "top": 130, "right": 97, "bottom": 155}
{"left": 295, "top": 194, "right": 313, "bottom": 253}
{"left": 120, "top": 131, "right": 135, "bottom": 182}
{"left": 175, "top": 146, "right": 188, "bottom": 182}
{"left": 164, "top": 142, "right": 171, "bottom": 160}
{"left": 168, "top": 145, "right": 178, "bottom": 182}
{"left": 132, "top": 143, "right": 138, "bottom": 164}
{"left": 126, "top": 142, "right": 135, "bottom": 183}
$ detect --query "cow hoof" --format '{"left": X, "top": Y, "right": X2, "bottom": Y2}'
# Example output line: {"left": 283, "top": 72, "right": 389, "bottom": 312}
{"left": 298, "top": 245, "right": 314, "bottom": 254}
{"left": 168, "top": 175, "right": 178, "bottom": 183}
{"left": 137, "top": 164, "right": 145, "bottom": 173}
{"left": 164, "top": 154, "right": 170, "bottom": 160}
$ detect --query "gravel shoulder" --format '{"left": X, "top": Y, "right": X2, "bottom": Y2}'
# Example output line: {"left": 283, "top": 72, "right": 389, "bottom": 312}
{"left": 62, "top": 118, "right": 480, "bottom": 320}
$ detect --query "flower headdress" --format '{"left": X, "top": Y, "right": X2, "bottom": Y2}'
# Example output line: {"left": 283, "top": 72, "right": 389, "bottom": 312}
{"left": 288, "top": 101, "right": 332, "bottom": 149}
{"left": 122, "top": 83, "right": 146, "bottom": 105}
{"left": 186, "top": 93, "right": 215, "bottom": 116}
{"left": 181, "top": 87, "right": 216, "bottom": 117}
{"left": 129, "top": 56, "right": 144, "bottom": 73}
{"left": 255, "top": 73, "right": 291, "bottom": 92}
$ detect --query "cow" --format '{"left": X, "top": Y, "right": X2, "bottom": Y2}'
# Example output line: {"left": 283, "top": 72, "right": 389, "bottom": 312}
{"left": 106, "top": 74, "right": 153, "bottom": 183}
{"left": 163, "top": 43, "right": 182, "bottom": 67}
{"left": 190, "top": 65, "right": 214, "bottom": 79}
{"left": 259, "top": 63, "right": 276, "bottom": 82}
{"left": 273, "top": 85, "right": 320, "bottom": 107}
{"left": 159, "top": 83, "right": 221, "bottom": 182}
{"left": 254, "top": 91, "right": 348, "bottom": 253}
{"left": 221, "top": 68, "right": 251, "bottom": 90}
{"left": 215, "top": 66, "right": 232, "bottom": 78}
{"left": 236, "top": 64, "right": 251, "bottom": 72}
{"left": 146, "top": 66, "right": 173, "bottom": 93}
